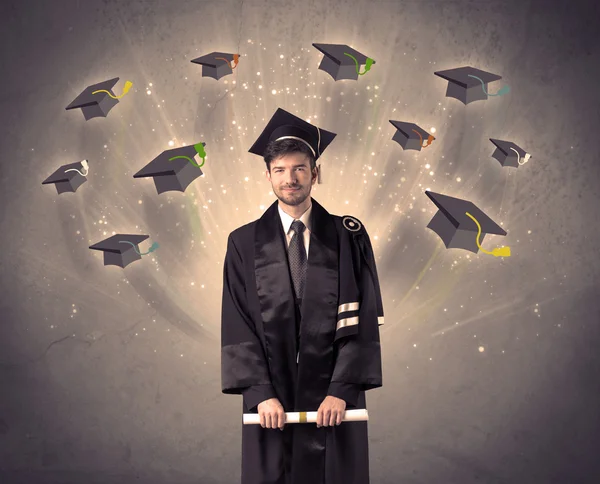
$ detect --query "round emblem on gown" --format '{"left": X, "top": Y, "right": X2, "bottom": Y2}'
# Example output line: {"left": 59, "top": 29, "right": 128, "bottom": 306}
{"left": 342, "top": 216, "right": 362, "bottom": 232}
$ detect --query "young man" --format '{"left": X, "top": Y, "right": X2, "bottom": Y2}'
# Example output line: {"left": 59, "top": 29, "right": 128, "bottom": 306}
{"left": 221, "top": 108, "right": 384, "bottom": 484}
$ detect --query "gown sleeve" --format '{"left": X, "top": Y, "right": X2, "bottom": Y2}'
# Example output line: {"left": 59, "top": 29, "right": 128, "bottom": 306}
{"left": 327, "top": 382, "right": 361, "bottom": 407}
{"left": 329, "top": 223, "right": 383, "bottom": 398}
{"left": 221, "top": 233, "right": 275, "bottom": 408}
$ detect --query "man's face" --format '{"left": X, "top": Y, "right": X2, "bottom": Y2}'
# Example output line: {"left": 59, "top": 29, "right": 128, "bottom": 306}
{"left": 266, "top": 152, "right": 317, "bottom": 207}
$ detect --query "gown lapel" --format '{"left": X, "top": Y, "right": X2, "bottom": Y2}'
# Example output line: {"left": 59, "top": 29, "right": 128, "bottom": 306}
{"left": 254, "top": 200, "right": 298, "bottom": 411}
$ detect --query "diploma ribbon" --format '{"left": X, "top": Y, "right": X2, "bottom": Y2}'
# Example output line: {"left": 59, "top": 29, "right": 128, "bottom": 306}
{"left": 299, "top": 412, "right": 307, "bottom": 423}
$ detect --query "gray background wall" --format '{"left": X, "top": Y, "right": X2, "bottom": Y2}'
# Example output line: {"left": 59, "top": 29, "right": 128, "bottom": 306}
{"left": 0, "top": 0, "right": 599, "bottom": 483}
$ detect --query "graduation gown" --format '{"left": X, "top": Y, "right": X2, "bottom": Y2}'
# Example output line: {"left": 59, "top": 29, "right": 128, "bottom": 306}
{"left": 221, "top": 197, "right": 384, "bottom": 484}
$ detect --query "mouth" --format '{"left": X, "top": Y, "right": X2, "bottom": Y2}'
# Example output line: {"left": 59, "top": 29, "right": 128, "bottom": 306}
{"left": 283, "top": 188, "right": 300, "bottom": 191}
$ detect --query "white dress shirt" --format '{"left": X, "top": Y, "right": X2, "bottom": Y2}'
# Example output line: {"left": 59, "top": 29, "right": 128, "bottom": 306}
{"left": 278, "top": 202, "right": 312, "bottom": 258}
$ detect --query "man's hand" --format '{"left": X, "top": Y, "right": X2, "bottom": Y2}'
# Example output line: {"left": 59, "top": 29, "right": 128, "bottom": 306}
{"left": 257, "top": 398, "right": 286, "bottom": 430}
{"left": 316, "top": 396, "right": 346, "bottom": 427}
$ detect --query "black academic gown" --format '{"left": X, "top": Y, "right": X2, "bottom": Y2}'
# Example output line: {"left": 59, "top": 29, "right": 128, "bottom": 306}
{"left": 221, "top": 198, "right": 384, "bottom": 484}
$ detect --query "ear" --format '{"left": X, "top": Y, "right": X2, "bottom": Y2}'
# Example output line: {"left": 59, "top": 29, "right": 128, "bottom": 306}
{"left": 311, "top": 166, "right": 318, "bottom": 185}
{"left": 265, "top": 169, "right": 271, "bottom": 182}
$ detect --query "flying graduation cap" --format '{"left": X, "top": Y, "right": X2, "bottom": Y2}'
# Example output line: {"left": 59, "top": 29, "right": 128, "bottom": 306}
{"left": 489, "top": 139, "right": 531, "bottom": 167}
{"left": 65, "top": 77, "right": 133, "bottom": 120}
{"left": 312, "top": 43, "right": 375, "bottom": 81}
{"left": 190, "top": 52, "right": 240, "bottom": 80}
{"left": 133, "top": 143, "right": 206, "bottom": 194}
{"left": 425, "top": 190, "right": 511, "bottom": 257}
{"left": 434, "top": 66, "right": 509, "bottom": 105}
{"left": 389, "top": 121, "right": 436, "bottom": 151}
{"left": 42, "top": 160, "right": 89, "bottom": 194}
{"left": 248, "top": 108, "right": 336, "bottom": 184}
{"left": 89, "top": 234, "right": 159, "bottom": 268}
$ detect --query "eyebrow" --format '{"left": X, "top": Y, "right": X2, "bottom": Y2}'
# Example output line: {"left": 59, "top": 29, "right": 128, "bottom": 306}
{"left": 273, "top": 164, "right": 308, "bottom": 169}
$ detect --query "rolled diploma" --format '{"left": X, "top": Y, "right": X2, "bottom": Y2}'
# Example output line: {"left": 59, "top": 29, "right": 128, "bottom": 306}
{"left": 243, "top": 408, "right": 368, "bottom": 425}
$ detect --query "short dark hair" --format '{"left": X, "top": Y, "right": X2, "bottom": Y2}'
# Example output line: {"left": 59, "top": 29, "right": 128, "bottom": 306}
{"left": 263, "top": 139, "right": 316, "bottom": 172}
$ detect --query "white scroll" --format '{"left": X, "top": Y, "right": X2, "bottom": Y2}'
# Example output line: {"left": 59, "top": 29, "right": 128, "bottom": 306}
{"left": 243, "top": 408, "right": 368, "bottom": 425}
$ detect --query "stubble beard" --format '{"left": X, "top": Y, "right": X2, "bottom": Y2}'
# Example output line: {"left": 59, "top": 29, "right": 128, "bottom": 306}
{"left": 275, "top": 185, "right": 310, "bottom": 207}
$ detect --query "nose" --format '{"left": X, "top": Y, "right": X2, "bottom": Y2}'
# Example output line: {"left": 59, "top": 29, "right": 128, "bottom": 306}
{"left": 284, "top": 171, "right": 298, "bottom": 185}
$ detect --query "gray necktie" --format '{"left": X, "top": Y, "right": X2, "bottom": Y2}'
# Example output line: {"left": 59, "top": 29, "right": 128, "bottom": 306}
{"left": 288, "top": 220, "right": 307, "bottom": 300}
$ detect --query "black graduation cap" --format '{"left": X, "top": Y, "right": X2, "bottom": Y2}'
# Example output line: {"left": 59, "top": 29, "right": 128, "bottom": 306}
{"left": 89, "top": 234, "right": 159, "bottom": 268}
{"left": 389, "top": 121, "right": 436, "bottom": 151}
{"left": 425, "top": 190, "right": 511, "bottom": 257}
{"left": 190, "top": 52, "right": 240, "bottom": 80}
{"left": 434, "top": 66, "right": 509, "bottom": 105}
{"left": 42, "top": 160, "right": 89, "bottom": 194}
{"left": 312, "top": 43, "right": 375, "bottom": 81}
{"left": 248, "top": 108, "right": 336, "bottom": 184}
{"left": 133, "top": 143, "right": 206, "bottom": 194}
{"left": 66, "top": 78, "right": 122, "bottom": 120}
{"left": 489, "top": 139, "right": 531, "bottom": 168}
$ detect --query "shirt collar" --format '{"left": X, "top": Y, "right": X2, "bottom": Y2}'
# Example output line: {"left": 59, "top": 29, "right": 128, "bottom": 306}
{"left": 278, "top": 201, "right": 312, "bottom": 235}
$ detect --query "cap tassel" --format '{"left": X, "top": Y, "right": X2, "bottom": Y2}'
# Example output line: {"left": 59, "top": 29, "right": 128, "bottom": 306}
{"left": 343, "top": 53, "right": 374, "bottom": 76}
{"left": 215, "top": 54, "right": 240, "bottom": 70}
{"left": 64, "top": 160, "right": 89, "bottom": 177}
{"left": 118, "top": 240, "right": 160, "bottom": 256}
{"left": 465, "top": 212, "right": 511, "bottom": 257}
{"left": 92, "top": 80, "right": 133, "bottom": 99}
{"left": 509, "top": 147, "right": 531, "bottom": 165}
{"left": 168, "top": 142, "right": 207, "bottom": 168}
{"left": 412, "top": 129, "right": 434, "bottom": 148}
{"left": 467, "top": 74, "right": 510, "bottom": 97}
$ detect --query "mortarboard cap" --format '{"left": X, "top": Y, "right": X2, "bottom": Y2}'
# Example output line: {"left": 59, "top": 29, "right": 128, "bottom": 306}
{"left": 489, "top": 138, "right": 531, "bottom": 167}
{"left": 66, "top": 78, "right": 132, "bottom": 120}
{"left": 190, "top": 52, "right": 240, "bottom": 80}
{"left": 133, "top": 143, "right": 206, "bottom": 194}
{"left": 89, "top": 234, "right": 159, "bottom": 268}
{"left": 434, "top": 66, "right": 509, "bottom": 105}
{"left": 312, "top": 43, "right": 375, "bottom": 81}
{"left": 248, "top": 108, "right": 336, "bottom": 160}
{"left": 248, "top": 108, "right": 336, "bottom": 184}
{"left": 42, "top": 160, "right": 89, "bottom": 194}
{"left": 389, "top": 121, "right": 436, "bottom": 151}
{"left": 425, "top": 190, "right": 511, "bottom": 257}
